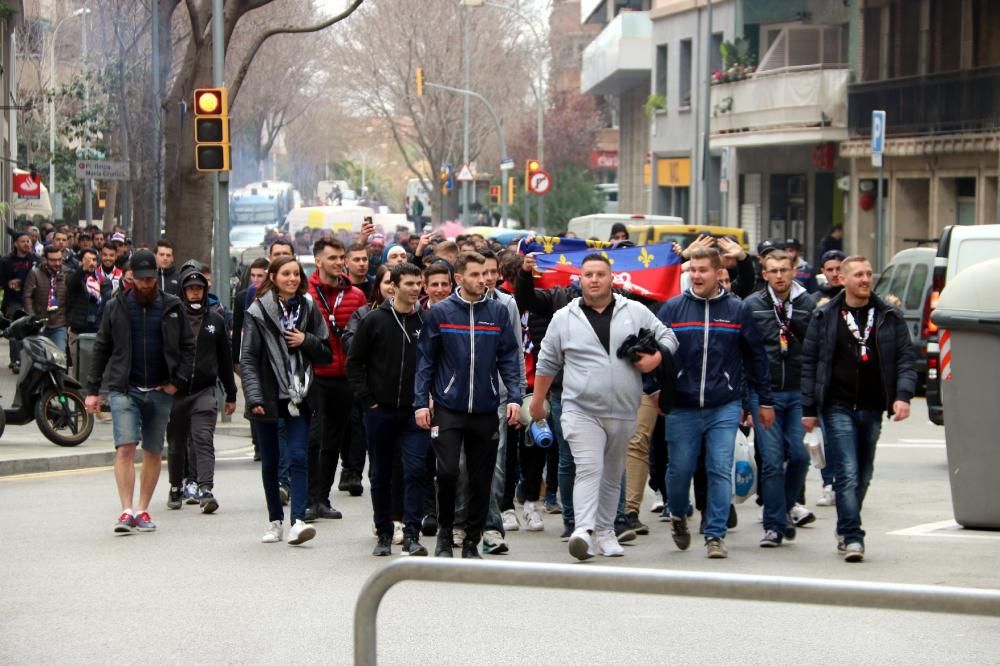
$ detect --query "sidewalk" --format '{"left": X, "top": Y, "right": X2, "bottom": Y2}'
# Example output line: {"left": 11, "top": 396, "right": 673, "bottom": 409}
{"left": 0, "top": 367, "right": 254, "bottom": 476}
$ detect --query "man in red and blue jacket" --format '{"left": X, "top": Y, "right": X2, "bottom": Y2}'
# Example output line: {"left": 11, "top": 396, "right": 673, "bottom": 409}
{"left": 656, "top": 247, "right": 774, "bottom": 559}
{"left": 414, "top": 252, "right": 523, "bottom": 558}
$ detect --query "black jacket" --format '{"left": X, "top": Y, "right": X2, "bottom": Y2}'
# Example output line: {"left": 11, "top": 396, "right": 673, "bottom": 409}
{"left": 183, "top": 307, "right": 238, "bottom": 402}
{"left": 346, "top": 300, "right": 424, "bottom": 409}
{"left": 800, "top": 291, "right": 917, "bottom": 418}
{"left": 239, "top": 292, "right": 331, "bottom": 421}
{"left": 727, "top": 255, "right": 758, "bottom": 299}
{"left": 158, "top": 266, "right": 181, "bottom": 296}
{"left": 514, "top": 269, "right": 580, "bottom": 355}
{"left": 65, "top": 268, "right": 102, "bottom": 333}
{"left": 0, "top": 250, "right": 39, "bottom": 310}
{"left": 744, "top": 284, "right": 815, "bottom": 392}
{"left": 86, "top": 290, "right": 196, "bottom": 396}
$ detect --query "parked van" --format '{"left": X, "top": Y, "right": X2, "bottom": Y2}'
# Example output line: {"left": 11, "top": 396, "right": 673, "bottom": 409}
{"left": 874, "top": 247, "right": 935, "bottom": 392}
{"left": 567, "top": 214, "right": 747, "bottom": 250}
{"left": 925, "top": 224, "right": 1000, "bottom": 425}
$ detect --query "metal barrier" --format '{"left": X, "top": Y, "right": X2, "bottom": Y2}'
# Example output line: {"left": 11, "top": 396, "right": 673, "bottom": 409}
{"left": 354, "top": 558, "right": 1000, "bottom": 665}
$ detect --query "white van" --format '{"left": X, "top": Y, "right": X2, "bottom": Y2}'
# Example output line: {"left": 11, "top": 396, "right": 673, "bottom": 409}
{"left": 925, "top": 224, "right": 1000, "bottom": 425}
{"left": 285, "top": 205, "right": 375, "bottom": 236}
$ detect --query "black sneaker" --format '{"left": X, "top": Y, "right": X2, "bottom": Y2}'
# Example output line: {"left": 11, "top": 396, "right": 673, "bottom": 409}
{"left": 699, "top": 512, "right": 707, "bottom": 535}
{"left": 198, "top": 489, "right": 219, "bottom": 514}
{"left": 316, "top": 502, "right": 343, "bottom": 519}
{"left": 727, "top": 504, "right": 738, "bottom": 529}
{"left": 435, "top": 534, "right": 453, "bottom": 558}
{"left": 784, "top": 520, "right": 797, "bottom": 542}
{"left": 10, "top": 361, "right": 19, "bottom": 375}
{"left": 759, "top": 529, "right": 783, "bottom": 548}
{"left": 461, "top": 542, "right": 483, "bottom": 559}
{"left": 560, "top": 523, "right": 576, "bottom": 541}
{"left": 347, "top": 472, "right": 364, "bottom": 497}
{"left": 671, "top": 516, "right": 691, "bottom": 551}
{"left": 167, "top": 487, "right": 182, "bottom": 510}
{"left": 614, "top": 521, "right": 637, "bottom": 543}
{"left": 625, "top": 510, "right": 650, "bottom": 535}
{"left": 304, "top": 504, "right": 318, "bottom": 523}
{"left": 372, "top": 534, "right": 391, "bottom": 556}
{"left": 403, "top": 535, "right": 428, "bottom": 556}
{"left": 421, "top": 514, "right": 439, "bottom": 537}
{"left": 338, "top": 471, "right": 350, "bottom": 492}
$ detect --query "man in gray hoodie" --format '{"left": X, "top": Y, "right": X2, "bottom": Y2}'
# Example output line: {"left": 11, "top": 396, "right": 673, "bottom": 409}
{"left": 531, "top": 254, "right": 678, "bottom": 561}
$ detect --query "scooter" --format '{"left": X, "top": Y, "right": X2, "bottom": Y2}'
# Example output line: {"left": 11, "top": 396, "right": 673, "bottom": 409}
{"left": 0, "top": 313, "right": 94, "bottom": 446}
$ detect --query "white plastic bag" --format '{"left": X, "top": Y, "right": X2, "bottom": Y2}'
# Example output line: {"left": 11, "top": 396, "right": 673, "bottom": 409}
{"left": 731, "top": 428, "right": 757, "bottom": 504}
{"left": 804, "top": 428, "right": 826, "bottom": 469}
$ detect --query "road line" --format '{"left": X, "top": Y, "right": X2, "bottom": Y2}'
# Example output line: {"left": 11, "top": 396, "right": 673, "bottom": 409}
{"left": 879, "top": 443, "right": 945, "bottom": 449}
{"left": 898, "top": 438, "right": 946, "bottom": 444}
{"left": 889, "top": 520, "right": 1000, "bottom": 540}
{"left": 0, "top": 465, "right": 112, "bottom": 481}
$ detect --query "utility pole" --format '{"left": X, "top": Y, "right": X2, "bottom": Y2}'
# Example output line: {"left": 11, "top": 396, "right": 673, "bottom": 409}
{"left": 461, "top": 9, "right": 471, "bottom": 226}
{"left": 152, "top": 0, "right": 161, "bottom": 242}
{"left": 700, "top": 0, "right": 713, "bottom": 227}
{"left": 211, "top": 0, "right": 231, "bottom": 309}
{"left": 82, "top": 13, "right": 92, "bottom": 227}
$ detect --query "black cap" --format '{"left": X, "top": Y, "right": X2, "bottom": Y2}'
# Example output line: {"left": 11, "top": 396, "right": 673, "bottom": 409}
{"left": 131, "top": 250, "right": 157, "bottom": 279}
{"left": 784, "top": 237, "right": 802, "bottom": 250}
{"left": 821, "top": 249, "right": 847, "bottom": 265}
{"left": 757, "top": 239, "right": 779, "bottom": 256}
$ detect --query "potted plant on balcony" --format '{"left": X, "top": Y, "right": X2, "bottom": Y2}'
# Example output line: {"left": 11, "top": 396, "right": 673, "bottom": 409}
{"left": 713, "top": 38, "right": 757, "bottom": 85}
{"left": 644, "top": 93, "right": 666, "bottom": 119}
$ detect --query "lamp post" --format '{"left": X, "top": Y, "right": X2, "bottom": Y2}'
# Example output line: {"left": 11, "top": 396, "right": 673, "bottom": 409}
{"left": 462, "top": 0, "right": 546, "bottom": 228}
{"left": 48, "top": 7, "right": 91, "bottom": 207}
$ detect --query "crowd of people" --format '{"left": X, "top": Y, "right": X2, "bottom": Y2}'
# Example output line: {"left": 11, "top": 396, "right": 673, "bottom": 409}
{"left": 2, "top": 218, "right": 915, "bottom": 564}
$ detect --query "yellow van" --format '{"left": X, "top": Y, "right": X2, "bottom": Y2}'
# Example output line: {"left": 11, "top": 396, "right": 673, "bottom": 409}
{"left": 567, "top": 214, "right": 747, "bottom": 250}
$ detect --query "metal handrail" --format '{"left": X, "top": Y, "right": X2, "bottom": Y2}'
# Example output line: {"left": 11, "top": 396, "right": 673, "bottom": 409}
{"left": 354, "top": 559, "right": 1000, "bottom": 665}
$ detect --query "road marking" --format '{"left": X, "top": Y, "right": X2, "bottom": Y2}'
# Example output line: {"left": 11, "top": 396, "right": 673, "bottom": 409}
{"left": 889, "top": 520, "right": 1000, "bottom": 540}
{"left": 880, "top": 443, "right": 945, "bottom": 449}
{"left": 899, "top": 438, "right": 946, "bottom": 443}
{"left": 0, "top": 465, "right": 112, "bottom": 481}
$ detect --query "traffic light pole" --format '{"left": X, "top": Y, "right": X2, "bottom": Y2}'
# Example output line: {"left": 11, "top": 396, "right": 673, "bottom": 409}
{"left": 424, "top": 79, "right": 510, "bottom": 227}
{"left": 211, "top": 0, "right": 231, "bottom": 309}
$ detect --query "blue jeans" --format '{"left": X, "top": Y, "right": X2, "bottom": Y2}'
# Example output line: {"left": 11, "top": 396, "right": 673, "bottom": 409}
{"left": 666, "top": 401, "right": 741, "bottom": 539}
{"left": 109, "top": 388, "right": 174, "bottom": 453}
{"left": 278, "top": 420, "right": 291, "bottom": 490}
{"left": 750, "top": 391, "right": 809, "bottom": 534}
{"left": 364, "top": 406, "right": 431, "bottom": 539}
{"left": 257, "top": 403, "right": 310, "bottom": 524}
{"left": 822, "top": 406, "right": 882, "bottom": 546}
{"left": 42, "top": 326, "right": 67, "bottom": 353}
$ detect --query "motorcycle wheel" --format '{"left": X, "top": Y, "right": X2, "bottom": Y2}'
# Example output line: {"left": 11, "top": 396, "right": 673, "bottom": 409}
{"left": 0, "top": 406, "right": 5, "bottom": 440}
{"left": 35, "top": 388, "right": 94, "bottom": 447}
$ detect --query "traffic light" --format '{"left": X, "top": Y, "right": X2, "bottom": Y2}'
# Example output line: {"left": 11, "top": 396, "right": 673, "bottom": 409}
{"left": 525, "top": 159, "right": 541, "bottom": 187}
{"left": 98, "top": 190, "right": 107, "bottom": 209}
{"left": 416, "top": 68, "right": 424, "bottom": 98}
{"left": 507, "top": 176, "right": 515, "bottom": 205}
{"left": 489, "top": 185, "right": 500, "bottom": 205}
{"left": 440, "top": 164, "right": 453, "bottom": 195}
{"left": 193, "top": 87, "right": 230, "bottom": 172}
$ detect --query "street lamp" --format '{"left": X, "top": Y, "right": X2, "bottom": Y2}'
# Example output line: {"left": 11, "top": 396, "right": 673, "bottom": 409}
{"left": 49, "top": 7, "right": 91, "bottom": 210}
{"left": 461, "top": 0, "right": 546, "bottom": 227}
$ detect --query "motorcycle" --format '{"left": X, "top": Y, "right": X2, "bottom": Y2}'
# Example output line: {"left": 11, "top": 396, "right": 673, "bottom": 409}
{"left": 0, "top": 313, "right": 94, "bottom": 446}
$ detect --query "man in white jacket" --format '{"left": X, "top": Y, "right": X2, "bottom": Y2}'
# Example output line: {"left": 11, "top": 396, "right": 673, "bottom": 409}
{"left": 530, "top": 254, "right": 678, "bottom": 560}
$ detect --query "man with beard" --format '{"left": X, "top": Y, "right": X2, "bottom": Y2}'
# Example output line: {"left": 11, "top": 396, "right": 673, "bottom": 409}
{"left": 85, "top": 250, "right": 196, "bottom": 535}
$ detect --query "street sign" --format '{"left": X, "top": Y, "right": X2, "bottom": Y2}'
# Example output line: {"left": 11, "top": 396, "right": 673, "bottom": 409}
{"left": 75, "top": 160, "right": 130, "bottom": 181}
{"left": 871, "top": 110, "right": 886, "bottom": 167}
{"left": 456, "top": 164, "right": 475, "bottom": 182}
{"left": 500, "top": 157, "right": 515, "bottom": 171}
{"left": 528, "top": 170, "right": 551, "bottom": 195}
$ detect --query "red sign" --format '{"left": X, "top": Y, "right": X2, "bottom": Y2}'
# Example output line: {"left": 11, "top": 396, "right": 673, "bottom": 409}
{"left": 13, "top": 172, "right": 41, "bottom": 199}
{"left": 812, "top": 143, "right": 835, "bottom": 170}
{"left": 589, "top": 150, "right": 619, "bottom": 170}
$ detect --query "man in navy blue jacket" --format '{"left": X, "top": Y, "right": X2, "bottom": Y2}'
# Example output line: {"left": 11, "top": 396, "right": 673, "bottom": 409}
{"left": 657, "top": 247, "right": 774, "bottom": 559}
{"left": 414, "top": 252, "right": 523, "bottom": 559}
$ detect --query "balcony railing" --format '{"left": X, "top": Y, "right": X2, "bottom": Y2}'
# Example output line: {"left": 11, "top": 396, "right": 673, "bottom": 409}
{"left": 848, "top": 66, "right": 1000, "bottom": 138}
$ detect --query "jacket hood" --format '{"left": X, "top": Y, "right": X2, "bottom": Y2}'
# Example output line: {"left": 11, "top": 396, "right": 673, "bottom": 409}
{"left": 378, "top": 298, "right": 422, "bottom": 318}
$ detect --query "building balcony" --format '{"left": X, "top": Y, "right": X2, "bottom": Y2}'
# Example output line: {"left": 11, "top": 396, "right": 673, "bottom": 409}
{"left": 709, "top": 67, "right": 850, "bottom": 147}
{"left": 580, "top": 11, "right": 651, "bottom": 97}
{"left": 847, "top": 66, "right": 1000, "bottom": 139}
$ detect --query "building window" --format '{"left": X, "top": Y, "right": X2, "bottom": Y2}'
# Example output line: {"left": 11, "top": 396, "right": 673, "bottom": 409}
{"left": 679, "top": 39, "right": 692, "bottom": 108}
{"left": 655, "top": 44, "right": 667, "bottom": 99}
{"left": 711, "top": 32, "right": 723, "bottom": 75}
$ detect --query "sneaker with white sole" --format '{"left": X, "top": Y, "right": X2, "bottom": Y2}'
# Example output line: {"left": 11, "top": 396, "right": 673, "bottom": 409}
{"left": 393, "top": 521, "right": 405, "bottom": 545}
{"left": 502, "top": 509, "right": 520, "bottom": 532}
{"left": 482, "top": 530, "right": 509, "bottom": 555}
{"left": 650, "top": 490, "right": 665, "bottom": 514}
{"left": 816, "top": 485, "right": 836, "bottom": 507}
{"left": 844, "top": 541, "right": 865, "bottom": 563}
{"left": 568, "top": 529, "right": 595, "bottom": 561}
{"left": 261, "top": 520, "right": 282, "bottom": 543}
{"left": 287, "top": 519, "right": 316, "bottom": 545}
{"left": 705, "top": 537, "right": 728, "bottom": 559}
{"left": 836, "top": 532, "right": 847, "bottom": 556}
{"left": 595, "top": 530, "right": 624, "bottom": 557}
{"left": 759, "top": 529, "right": 783, "bottom": 548}
{"left": 789, "top": 503, "right": 816, "bottom": 527}
{"left": 523, "top": 501, "right": 544, "bottom": 531}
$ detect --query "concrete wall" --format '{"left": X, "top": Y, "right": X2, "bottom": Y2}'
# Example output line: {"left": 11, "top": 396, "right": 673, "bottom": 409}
{"left": 619, "top": 83, "right": 651, "bottom": 214}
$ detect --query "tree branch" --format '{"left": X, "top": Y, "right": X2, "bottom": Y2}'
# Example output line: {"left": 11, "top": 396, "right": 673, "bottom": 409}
{"left": 229, "top": 0, "right": 365, "bottom": 105}
{"left": 185, "top": 0, "right": 205, "bottom": 49}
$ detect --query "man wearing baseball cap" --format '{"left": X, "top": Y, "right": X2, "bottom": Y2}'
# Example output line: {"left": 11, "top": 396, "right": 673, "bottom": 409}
{"left": 783, "top": 238, "right": 819, "bottom": 293}
{"left": 85, "top": 249, "right": 196, "bottom": 535}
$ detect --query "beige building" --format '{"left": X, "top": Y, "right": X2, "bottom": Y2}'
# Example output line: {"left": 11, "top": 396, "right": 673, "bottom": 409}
{"left": 2, "top": 1, "right": 26, "bottom": 241}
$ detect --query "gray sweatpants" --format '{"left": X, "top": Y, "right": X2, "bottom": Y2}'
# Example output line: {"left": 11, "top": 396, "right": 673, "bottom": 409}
{"left": 561, "top": 410, "right": 635, "bottom": 534}
{"left": 166, "top": 387, "right": 220, "bottom": 490}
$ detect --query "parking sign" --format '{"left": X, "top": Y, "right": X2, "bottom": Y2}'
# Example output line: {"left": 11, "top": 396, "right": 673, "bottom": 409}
{"left": 871, "top": 110, "right": 886, "bottom": 167}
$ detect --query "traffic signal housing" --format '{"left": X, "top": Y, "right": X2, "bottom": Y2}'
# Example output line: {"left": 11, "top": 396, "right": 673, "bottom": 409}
{"left": 489, "top": 185, "right": 500, "bottom": 205}
{"left": 416, "top": 68, "right": 424, "bottom": 98}
{"left": 193, "top": 87, "right": 230, "bottom": 172}
{"left": 525, "top": 159, "right": 541, "bottom": 187}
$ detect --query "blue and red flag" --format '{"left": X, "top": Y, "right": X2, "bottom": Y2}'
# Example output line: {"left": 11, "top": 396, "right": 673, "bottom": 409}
{"left": 519, "top": 235, "right": 682, "bottom": 301}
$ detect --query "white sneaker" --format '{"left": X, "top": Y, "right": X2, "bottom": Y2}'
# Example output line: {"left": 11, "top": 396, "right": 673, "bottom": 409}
{"left": 452, "top": 527, "right": 465, "bottom": 547}
{"left": 757, "top": 505, "right": 764, "bottom": 523}
{"left": 650, "top": 491, "right": 665, "bottom": 514}
{"left": 567, "top": 529, "right": 595, "bottom": 561}
{"left": 393, "top": 521, "right": 404, "bottom": 545}
{"left": 523, "top": 501, "right": 544, "bottom": 531}
{"left": 502, "top": 509, "right": 520, "bottom": 532}
{"left": 595, "top": 530, "right": 624, "bottom": 557}
{"left": 261, "top": 520, "right": 282, "bottom": 543}
{"left": 482, "top": 530, "right": 509, "bottom": 555}
{"left": 789, "top": 503, "right": 816, "bottom": 527}
{"left": 816, "top": 485, "right": 836, "bottom": 506}
{"left": 287, "top": 519, "right": 316, "bottom": 545}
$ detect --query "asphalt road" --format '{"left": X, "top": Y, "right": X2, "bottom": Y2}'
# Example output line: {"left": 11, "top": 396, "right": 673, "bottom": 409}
{"left": 2, "top": 399, "right": 999, "bottom": 664}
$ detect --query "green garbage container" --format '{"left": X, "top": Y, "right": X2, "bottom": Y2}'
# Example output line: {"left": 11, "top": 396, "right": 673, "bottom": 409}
{"left": 930, "top": 258, "right": 1000, "bottom": 529}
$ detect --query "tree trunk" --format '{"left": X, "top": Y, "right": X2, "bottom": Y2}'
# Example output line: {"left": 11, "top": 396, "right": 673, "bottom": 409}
{"left": 102, "top": 180, "right": 118, "bottom": 231}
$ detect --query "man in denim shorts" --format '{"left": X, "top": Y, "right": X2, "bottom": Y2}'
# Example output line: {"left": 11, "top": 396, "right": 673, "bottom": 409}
{"left": 85, "top": 250, "right": 195, "bottom": 535}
